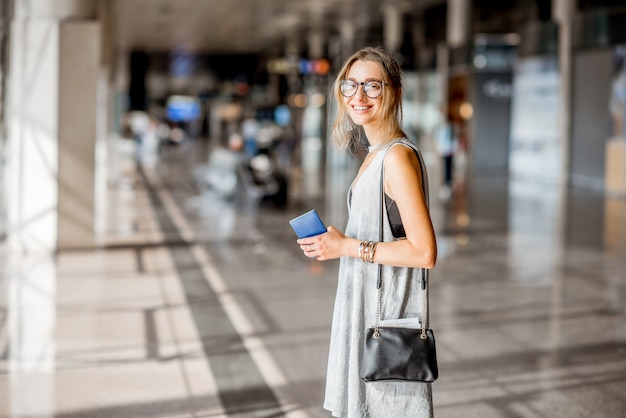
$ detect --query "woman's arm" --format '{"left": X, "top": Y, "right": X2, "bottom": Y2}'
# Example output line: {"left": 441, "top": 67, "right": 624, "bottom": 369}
{"left": 375, "top": 144, "right": 437, "bottom": 268}
{"left": 297, "top": 144, "right": 437, "bottom": 269}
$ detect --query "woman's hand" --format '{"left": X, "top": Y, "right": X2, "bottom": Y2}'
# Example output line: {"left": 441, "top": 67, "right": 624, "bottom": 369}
{"left": 297, "top": 226, "right": 352, "bottom": 261}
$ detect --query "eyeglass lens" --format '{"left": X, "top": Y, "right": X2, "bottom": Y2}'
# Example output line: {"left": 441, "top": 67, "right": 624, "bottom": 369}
{"left": 340, "top": 80, "right": 383, "bottom": 98}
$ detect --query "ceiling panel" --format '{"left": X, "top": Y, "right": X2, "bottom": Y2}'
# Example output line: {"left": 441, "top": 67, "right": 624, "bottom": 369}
{"left": 112, "top": 0, "right": 450, "bottom": 55}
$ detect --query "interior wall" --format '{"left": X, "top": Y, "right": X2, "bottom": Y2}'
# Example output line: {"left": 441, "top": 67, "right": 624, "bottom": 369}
{"left": 470, "top": 71, "right": 513, "bottom": 173}
{"left": 570, "top": 48, "right": 612, "bottom": 189}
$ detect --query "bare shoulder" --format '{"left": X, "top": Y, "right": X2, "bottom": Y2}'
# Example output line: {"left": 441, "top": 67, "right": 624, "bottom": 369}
{"left": 383, "top": 142, "right": 426, "bottom": 202}
{"left": 385, "top": 142, "right": 420, "bottom": 170}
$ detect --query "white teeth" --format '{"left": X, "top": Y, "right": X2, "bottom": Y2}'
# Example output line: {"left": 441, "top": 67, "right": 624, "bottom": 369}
{"left": 354, "top": 106, "right": 368, "bottom": 110}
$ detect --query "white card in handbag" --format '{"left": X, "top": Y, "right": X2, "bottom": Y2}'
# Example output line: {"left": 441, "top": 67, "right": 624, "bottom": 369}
{"left": 379, "top": 317, "right": 421, "bottom": 329}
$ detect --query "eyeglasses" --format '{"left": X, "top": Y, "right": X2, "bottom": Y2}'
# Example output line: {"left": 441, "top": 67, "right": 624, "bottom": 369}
{"left": 339, "top": 79, "right": 384, "bottom": 99}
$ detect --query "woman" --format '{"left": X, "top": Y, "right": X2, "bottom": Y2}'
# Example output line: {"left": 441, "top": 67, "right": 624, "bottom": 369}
{"left": 297, "top": 47, "right": 437, "bottom": 417}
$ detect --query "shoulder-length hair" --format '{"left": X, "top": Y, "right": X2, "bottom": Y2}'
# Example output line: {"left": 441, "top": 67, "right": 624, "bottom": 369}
{"left": 330, "top": 47, "right": 406, "bottom": 152}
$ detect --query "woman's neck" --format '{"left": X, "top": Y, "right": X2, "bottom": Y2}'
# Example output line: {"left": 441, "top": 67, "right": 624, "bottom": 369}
{"left": 363, "top": 125, "right": 384, "bottom": 147}
{"left": 364, "top": 125, "right": 403, "bottom": 151}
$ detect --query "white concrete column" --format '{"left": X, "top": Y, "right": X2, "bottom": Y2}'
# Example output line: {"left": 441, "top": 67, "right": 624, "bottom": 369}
{"left": 5, "top": 3, "right": 98, "bottom": 415}
{"left": 382, "top": 2, "right": 402, "bottom": 54}
{"left": 308, "top": 30, "right": 325, "bottom": 60}
{"left": 339, "top": 19, "right": 355, "bottom": 61}
{"left": 553, "top": 0, "right": 574, "bottom": 186}
{"left": 440, "top": 0, "right": 472, "bottom": 109}
{"left": 7, "top": 18, "right": 60, "bottom": 254}
{"left": 437, "top": 43, "right": 449, "bottom": 108}
{"left": 543, "top": 0, "right": 574, "bottom": 357}
{"left": 57, "top": 21, "right": 101, "bottom": 249}
{"left": 5, "top": 3, "right": 101, "bottom": 415}
{"left": 412, "top": 14, "right": 427, "bottom": 70}
{"left": 95, "top": 0, "right": 115, "bottom": 244}
{"left": 6, "top": 0, "right": 100, "bottom": 252}
{"left": 447, "top": 0, "right": 472, "bottom": 48}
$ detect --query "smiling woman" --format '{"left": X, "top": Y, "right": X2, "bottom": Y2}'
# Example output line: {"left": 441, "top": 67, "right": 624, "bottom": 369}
{"left": 295, "top": 47, "right": 437, "bottom": 418}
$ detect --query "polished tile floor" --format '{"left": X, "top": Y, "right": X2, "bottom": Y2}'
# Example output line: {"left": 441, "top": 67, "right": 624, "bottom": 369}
{"left": 1, "top": 139, "right": 625, "bottom": 417}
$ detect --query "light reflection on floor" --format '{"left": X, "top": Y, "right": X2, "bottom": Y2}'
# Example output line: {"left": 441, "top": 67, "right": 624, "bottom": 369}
{"left": 0, "top": 139, "right": 624, "bottom": 418}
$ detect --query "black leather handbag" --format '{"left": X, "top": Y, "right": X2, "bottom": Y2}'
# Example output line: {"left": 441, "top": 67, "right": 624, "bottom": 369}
{"left": 361, "top": 324, "right": 438, "bottom": 382}
{"left": 359, "top": 141, "right": 439, "bottom": 383}
{"left": 360, "top": 269, "right": 439, "bottom": 383}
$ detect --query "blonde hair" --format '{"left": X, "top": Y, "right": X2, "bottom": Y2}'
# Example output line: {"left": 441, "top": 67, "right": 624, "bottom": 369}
{"left": 330, "top": 47, "right": 406, "bottom": 151}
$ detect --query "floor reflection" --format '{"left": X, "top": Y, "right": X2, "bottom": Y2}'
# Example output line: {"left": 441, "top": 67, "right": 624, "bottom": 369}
{"left": 6, "top": 254, "right": 56, "bottom": 417}
{"left": 0, "top": 138, "right": 624, "bottom": 418}
{"left": 508, "top": 179, "right": 566, "bottom": 284}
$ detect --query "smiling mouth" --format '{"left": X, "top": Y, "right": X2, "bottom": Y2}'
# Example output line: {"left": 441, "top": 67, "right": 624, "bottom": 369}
{"left": 353, "top": 106, "right": 370, "bottom": 111}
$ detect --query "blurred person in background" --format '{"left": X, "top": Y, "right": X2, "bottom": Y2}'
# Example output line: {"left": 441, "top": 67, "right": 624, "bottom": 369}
{"left": 610, "top": 50, "right": 626, "bottom": 137}
{"left": 432, "top": 106, "right": 458, "bottom": 200}
{"left": 128, "top": 110, "right": 150, "bottom": 159}
{"left": 296, "top": 47, "right": 437, "bottom": 418}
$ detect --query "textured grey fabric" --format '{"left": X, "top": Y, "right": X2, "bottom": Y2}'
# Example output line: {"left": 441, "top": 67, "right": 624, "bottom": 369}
{"left": 323, "top": 140, "right": 434, "bottom": 418}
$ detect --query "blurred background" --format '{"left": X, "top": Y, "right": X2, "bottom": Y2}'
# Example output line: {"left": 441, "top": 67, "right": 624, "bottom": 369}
{"left": 0, "top": 0, "right": 625, "bottom": 417}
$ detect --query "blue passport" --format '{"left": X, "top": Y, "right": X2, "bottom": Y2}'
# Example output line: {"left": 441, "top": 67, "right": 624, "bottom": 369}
{"left": 289, "top": 209, "right": 327, "bottom": 238}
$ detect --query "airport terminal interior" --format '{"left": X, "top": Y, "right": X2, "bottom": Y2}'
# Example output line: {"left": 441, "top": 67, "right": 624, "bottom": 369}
{"left": 1, "top": 0, "right": 625, "bottom": 417}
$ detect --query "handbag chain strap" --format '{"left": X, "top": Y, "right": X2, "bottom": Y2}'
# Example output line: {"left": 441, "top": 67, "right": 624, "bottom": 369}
{"left": 373, "top": 141, "right": 430, "bottom": 340}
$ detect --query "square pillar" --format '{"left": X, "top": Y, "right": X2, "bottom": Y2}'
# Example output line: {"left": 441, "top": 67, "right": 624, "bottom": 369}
{"left": 6, "top": 20, "right": 60, "bottom": 253}
{"left": 6, "top": 18, "right": 101, "bottom": 253}
{"left": 57, "top": 21, "right": 101, "bottom": 249}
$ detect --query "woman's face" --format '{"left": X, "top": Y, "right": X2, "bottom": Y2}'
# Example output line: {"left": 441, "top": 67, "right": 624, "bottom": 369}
{"left": 343, "top": 60, "right": 384, "bottom": 129}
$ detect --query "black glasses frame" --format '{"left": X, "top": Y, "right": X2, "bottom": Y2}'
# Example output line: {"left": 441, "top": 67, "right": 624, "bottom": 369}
{"left": 339, "top": 80, "right": 385, "bottom": 99}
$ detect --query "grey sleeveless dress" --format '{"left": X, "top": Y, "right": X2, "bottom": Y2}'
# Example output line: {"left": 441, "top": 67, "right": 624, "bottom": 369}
{"left": 323, "top": 140, "right": 434, "bottom": 418}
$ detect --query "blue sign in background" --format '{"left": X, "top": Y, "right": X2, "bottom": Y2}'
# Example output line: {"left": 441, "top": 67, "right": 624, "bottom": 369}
{"left": 167, "top": 97, "right": 200, "bottom": 122}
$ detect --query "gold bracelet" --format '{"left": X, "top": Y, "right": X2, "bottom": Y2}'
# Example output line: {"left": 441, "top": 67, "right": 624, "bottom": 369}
{"left": 367, "top": 242, "right": 378, "bottom": 263}
{"left": 367, "top": 241, "right": 376, "bottom": 263}
{"left": 363, "top": 241, "right": 372, "bottom": 263}
{"left": 365, "top": 241, "right": 374, "bottom": 263}
{"left": 358, "top": 241, "right": 365, "bottom": 260}
{"left": 362, "top": 241, "right": 372, "bottom": 262}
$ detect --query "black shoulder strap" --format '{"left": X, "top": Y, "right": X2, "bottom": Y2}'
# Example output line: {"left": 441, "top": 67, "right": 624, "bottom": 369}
{"left": 377, "top": 140, "right": 431, "bottom": 328}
